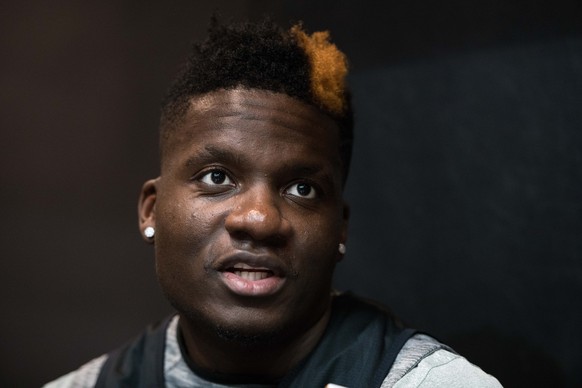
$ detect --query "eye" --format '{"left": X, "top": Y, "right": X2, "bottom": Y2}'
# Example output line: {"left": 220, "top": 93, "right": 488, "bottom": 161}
{"left": 285, "top": 182, "right": 317, "bottom": 199}
{"left": 199, "top": 169, "right": 234, "bottom": 186}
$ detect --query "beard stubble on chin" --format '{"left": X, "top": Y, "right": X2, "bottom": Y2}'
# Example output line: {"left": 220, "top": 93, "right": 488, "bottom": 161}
{"left": 167, "top": 292, "right": 293, "bottom": 348}
{"left": 214, "top": 322, "right": 282, "bottom": 347}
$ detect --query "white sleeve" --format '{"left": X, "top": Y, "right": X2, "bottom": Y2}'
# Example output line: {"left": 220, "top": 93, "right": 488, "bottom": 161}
{"left": 43, "top": 354, "right": 107, "bottom": 388}
{"left": 392, "top": 349, "right": 503, "bottom": 388}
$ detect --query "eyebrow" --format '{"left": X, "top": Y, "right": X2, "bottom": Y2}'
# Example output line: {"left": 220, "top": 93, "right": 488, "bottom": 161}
{"left": 282, "top": 164, "right": 323, "bottom": 177}
{"left": 282, "top": 163, "right": 337, "bottom": 191}
{"left": 185, "top": 145, "right": 246, "bottom": 168}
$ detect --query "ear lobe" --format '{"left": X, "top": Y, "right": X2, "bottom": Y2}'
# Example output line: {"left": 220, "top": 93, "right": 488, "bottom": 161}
{"left": 138, "top": 178, "right": 159, "bottom": 242}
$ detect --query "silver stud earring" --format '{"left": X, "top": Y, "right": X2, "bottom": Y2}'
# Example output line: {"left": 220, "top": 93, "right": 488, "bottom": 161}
{"left": 144, "top": 226, "right": 155, "bottom": 239}
{"left": 338, "top": 243, "right": 346, "bottom": 255}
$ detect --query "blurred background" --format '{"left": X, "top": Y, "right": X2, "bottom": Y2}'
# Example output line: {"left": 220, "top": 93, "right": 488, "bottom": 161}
{"left": 1, "top": 1, "right": 581, "bottom": 386}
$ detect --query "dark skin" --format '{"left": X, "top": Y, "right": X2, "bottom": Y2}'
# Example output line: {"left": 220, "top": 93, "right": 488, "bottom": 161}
{"left": 138, "top": 88, "right": 349, "bottom": 380}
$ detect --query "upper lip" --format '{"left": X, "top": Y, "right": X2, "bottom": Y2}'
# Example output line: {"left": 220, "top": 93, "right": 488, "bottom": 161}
{"left": 214, "top": 251, "right": 287, "bottom": 277}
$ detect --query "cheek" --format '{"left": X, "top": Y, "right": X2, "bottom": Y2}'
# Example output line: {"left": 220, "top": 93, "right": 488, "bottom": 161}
{"left": 292, "top": 214, "right": 342, "bottom": 268}
{"left": 155, "top": 195, "right": 225, "bottom": 268}
{"left": 153, "top": 199, "right": 227, "bottom": 304}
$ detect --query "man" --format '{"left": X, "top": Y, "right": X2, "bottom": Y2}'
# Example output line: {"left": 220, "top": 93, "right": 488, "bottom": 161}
{"left": 46, "top": 19, "right": 502, "bottom": 387}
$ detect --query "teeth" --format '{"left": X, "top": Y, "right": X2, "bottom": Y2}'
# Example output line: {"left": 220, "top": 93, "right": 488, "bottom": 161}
{"left": 234, "top": 270, "right": 271, "bottom": 281}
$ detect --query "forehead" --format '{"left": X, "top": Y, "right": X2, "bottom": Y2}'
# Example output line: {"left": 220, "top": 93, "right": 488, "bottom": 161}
{"left": 161, "top": 89, "right": 342, "bottom": 170}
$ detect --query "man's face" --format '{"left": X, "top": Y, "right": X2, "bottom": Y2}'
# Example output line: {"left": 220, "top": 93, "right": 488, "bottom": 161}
{"left": 141, "top": 88, "right": 348, "bottom": 342}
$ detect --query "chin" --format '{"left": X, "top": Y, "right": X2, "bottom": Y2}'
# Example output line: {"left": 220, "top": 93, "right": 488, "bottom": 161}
{"left": 210, "top": 307, "right": 298, "bottom": 347}
{"left": 168, "top": 298, "right": 289, "bottom": 346}
{"left": 214, "top": 323, "right": 281, "bottom": 347}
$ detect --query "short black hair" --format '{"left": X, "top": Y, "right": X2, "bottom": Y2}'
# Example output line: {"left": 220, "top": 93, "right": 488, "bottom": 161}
{"left": 161, "top": 17, "right": 354, "bottom": 182}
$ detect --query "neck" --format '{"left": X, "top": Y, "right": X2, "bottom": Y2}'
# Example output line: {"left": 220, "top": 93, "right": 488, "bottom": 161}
{"left": 178, "top": 306, "right": 332, "bottom": 381}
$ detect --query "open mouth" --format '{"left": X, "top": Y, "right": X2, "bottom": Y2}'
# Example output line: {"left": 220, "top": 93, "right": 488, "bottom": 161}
{"left": 220, "top": 262, "right": 285, "bottom": 296}
{"left": 224, "top": 262, "right": 276, "bottom": 281}
{"left": 228, "top": 268, "right": 274, "bottom": 281}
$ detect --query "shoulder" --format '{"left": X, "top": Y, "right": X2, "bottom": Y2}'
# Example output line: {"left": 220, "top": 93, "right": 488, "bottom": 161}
{"left": 43, "top": 354, "right": 107, "bottom": 388}
{"left": 383, "top": 334, "right": 503, "bottom": 388}
{"left": 43, "top": 315, "right": 173, "bottom": 388}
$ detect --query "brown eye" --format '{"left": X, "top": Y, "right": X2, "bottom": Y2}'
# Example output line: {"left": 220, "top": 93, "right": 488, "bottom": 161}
{"left": 200, "top": 170, "right": 233, "bottom": 186}
{"left": 285, "top": 182, "right": 317, "bottom": 199}
{"left": 211, "top": 171, "right": 226, "bottom": 184}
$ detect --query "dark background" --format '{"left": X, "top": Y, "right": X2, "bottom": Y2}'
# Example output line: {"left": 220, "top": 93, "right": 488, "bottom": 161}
{"left": 1, "top": 1, "right": 581, "bottom": 386}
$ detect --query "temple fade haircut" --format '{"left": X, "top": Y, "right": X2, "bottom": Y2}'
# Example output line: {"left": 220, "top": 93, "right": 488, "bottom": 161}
{"left": 160, "top": 18, "right": 354, "bottom": 182}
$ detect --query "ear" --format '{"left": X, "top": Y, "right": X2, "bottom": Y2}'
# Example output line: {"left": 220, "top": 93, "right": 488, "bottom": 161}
{"left": 338, "top": 201, "right": 350, "bottom": 261}
{"left": 341, "top": 201, "right": 350, "bottom": 243}
{"left": 138, "top": 178, "right": 159, "bottom": 243}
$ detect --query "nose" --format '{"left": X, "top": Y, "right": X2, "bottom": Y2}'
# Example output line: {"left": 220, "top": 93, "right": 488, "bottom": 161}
{"left": 225, "top": 184, "right": 291, "bottom": 245}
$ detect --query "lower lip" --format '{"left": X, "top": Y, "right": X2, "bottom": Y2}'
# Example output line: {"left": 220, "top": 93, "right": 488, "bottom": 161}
{"left": 220, "top": 272, "right": 286, "bottom": 297}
